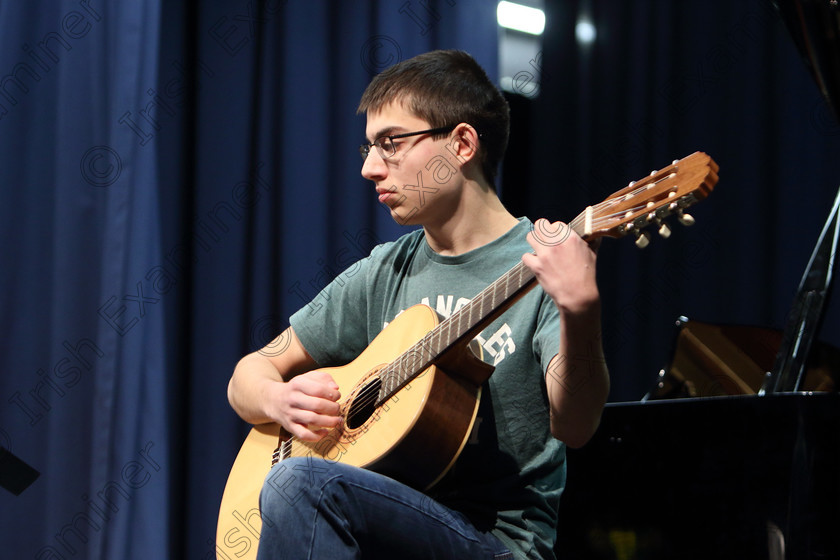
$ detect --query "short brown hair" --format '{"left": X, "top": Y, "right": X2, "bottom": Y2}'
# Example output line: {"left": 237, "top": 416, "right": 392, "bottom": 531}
{"left": 357, "top": 50, "right": 510, "bottom": 184}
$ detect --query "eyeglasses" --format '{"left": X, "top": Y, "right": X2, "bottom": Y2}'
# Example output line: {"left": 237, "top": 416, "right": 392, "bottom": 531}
{"left": 359, "top": 125, "right": 457, "bottom": 161}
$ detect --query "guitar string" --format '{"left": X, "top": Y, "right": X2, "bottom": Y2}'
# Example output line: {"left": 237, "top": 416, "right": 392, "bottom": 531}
{"left": 284, "top": 222, "right": 651, "bottom": 458}
{"left": 285, "top": 188, "right": 673, "bottom": 455}
{"left": 314, "top": 174, "right": 684, "bottom": 428}
{"left": 336, "top": 175, "right": 684, "bottom": 421}
{"left": 568, "top": 177, "right": 685, "bottom": 233}
{"left": 281, "top": 169, "right": 684, "bottom": 458}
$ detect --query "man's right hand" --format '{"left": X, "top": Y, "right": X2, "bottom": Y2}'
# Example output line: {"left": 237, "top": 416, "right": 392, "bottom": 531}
{"left": 266, "top": 370, "right": 342, "bottom": 441}
{"left": 228, "top": 327, "right": 341, "bottom": 441}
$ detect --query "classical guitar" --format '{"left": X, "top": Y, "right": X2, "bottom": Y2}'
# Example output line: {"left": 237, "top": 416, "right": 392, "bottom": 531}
{"left": 215, "top": 152, "right": 719, "bottom": 560}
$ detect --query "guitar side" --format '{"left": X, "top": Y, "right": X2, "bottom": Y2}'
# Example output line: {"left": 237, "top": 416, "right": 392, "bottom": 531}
{"left": 216, "top": 423, "right": 281, "bottom": 560}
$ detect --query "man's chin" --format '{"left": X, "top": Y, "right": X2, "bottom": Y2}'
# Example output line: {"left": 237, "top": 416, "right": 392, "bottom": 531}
{"left": 386, "top": 205, "right": 421, "bottom": 227}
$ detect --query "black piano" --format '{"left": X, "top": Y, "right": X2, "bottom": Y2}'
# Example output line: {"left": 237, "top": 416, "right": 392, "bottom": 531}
{"left": 555, "top": 393, "right": 840, "bottom": 559}
{"left": 554, "top": 2, "right": 840, "bottom": 558}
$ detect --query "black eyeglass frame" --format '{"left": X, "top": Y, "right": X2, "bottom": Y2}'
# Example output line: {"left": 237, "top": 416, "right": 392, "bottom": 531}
{"left": 359, "top": 124, "right": 458, "bottom": 161}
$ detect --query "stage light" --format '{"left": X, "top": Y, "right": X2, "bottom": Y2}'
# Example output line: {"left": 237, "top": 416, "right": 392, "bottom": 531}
{"left": 497, "top": 1, "right": 545, "bottom": 36}
{"left": 576, "top": 19, "right": 596, "bottom": 44}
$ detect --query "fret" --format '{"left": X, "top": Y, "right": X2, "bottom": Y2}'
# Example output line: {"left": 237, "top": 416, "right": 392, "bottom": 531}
{"left": 490, "top": 281, "right": 497, "bottom": 314}
{"left": 383, "top": 366, "right": 393, "bottom": 396}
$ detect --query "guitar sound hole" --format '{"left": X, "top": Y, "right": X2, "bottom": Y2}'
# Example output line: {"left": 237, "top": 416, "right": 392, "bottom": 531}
{"left": 346, "top": 377, "right": 381, "bottom": 430}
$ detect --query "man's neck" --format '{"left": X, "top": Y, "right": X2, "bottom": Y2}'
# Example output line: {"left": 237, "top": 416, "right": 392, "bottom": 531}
{"left": 422, "top": 185, "right": 519, "bottom": 256}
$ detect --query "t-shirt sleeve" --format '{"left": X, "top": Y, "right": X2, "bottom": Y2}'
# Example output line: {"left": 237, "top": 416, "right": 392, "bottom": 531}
{"left": 289, "top": 248, "right": 379, "bottom": 367}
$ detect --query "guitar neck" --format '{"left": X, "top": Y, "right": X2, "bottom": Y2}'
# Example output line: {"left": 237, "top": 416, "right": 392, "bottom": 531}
{"left": 375, "top": 212, "right": 598, "bottom": 405}
{"left": 376, "top": 260, "right": 538, "bottom": 405}
{"left": 426, "top": 209, "right": 595, "bottom": 350}
{"left": 433, "top": 260, "right": 540, "bottom": 355}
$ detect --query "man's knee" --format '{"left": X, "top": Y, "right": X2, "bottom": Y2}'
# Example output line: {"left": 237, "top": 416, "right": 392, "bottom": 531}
{"left": 260, "top": 456, "right": 340, "bottom": 513}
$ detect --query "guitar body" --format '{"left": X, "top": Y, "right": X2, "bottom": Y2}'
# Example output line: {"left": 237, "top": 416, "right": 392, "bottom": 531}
{"left": 216, "top": 304, "right": 491, "bottom": 560}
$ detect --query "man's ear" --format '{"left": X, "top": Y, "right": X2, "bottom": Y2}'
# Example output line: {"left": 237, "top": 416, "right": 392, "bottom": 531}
{"left": 444, "top": 123, "right": 481, "bottom": 165}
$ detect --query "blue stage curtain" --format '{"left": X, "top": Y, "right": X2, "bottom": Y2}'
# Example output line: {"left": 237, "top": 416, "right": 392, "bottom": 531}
{"left": 0, "top": 1, "right": 170, "bottom": 559}
{"left": 0, "top": 1, "right": 498, "bottom": 558}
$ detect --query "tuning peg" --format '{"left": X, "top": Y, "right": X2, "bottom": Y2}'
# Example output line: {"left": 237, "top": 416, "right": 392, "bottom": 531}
{"left": 635, "top": 230, "right": 651, "bottom": 249}
{"left": 658, "top": 222, "right": 672, "bottom": 238}
{"left": 677, "top": 210, "right": 695, "bottom": 226}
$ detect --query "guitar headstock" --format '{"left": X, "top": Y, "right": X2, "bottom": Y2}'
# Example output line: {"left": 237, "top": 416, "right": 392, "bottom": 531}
{"left": 575, "top": 152, "right": 719, "bottom": 247}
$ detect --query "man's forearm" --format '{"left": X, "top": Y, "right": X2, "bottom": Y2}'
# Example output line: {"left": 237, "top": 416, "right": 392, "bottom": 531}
{"left": 545, "top": 304, "right": 609, "bottom": 448}
{"left": 228, "top": 352, "right": 286, "bottom": 425}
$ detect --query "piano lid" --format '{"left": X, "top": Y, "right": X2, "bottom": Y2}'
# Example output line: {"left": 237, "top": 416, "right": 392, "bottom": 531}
{"left": 774, "top": 0, "right": 840, "bottom": 121}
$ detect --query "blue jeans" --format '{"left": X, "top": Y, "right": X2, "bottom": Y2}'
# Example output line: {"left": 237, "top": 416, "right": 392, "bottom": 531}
{"left": 256, "top": 457, "right": 514, "bottom": 559}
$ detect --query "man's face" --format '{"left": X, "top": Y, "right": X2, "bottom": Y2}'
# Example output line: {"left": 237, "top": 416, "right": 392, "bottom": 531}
{"left": 361, "top": 102, "right": 463, "bottom": 227}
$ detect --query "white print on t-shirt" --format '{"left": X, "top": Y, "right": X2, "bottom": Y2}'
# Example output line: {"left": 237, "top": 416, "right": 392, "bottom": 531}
{"left": 473, "top": 323, "right": 516, "bottom": 366}
{"left": 428, "top": 294, "right": 472, "bottom": 317}
{"left": 384, "top": 295, "right": 517, "bottom": 368}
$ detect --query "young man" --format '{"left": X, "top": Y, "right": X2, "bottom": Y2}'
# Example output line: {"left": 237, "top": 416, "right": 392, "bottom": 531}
{"left": 227, "top": 50, "right": 609, "bottom": 559}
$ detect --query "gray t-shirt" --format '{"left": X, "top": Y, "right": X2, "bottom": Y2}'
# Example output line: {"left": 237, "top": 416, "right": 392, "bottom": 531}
{"left": 290, "top": 218, "right": 566, "bottom": 559}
